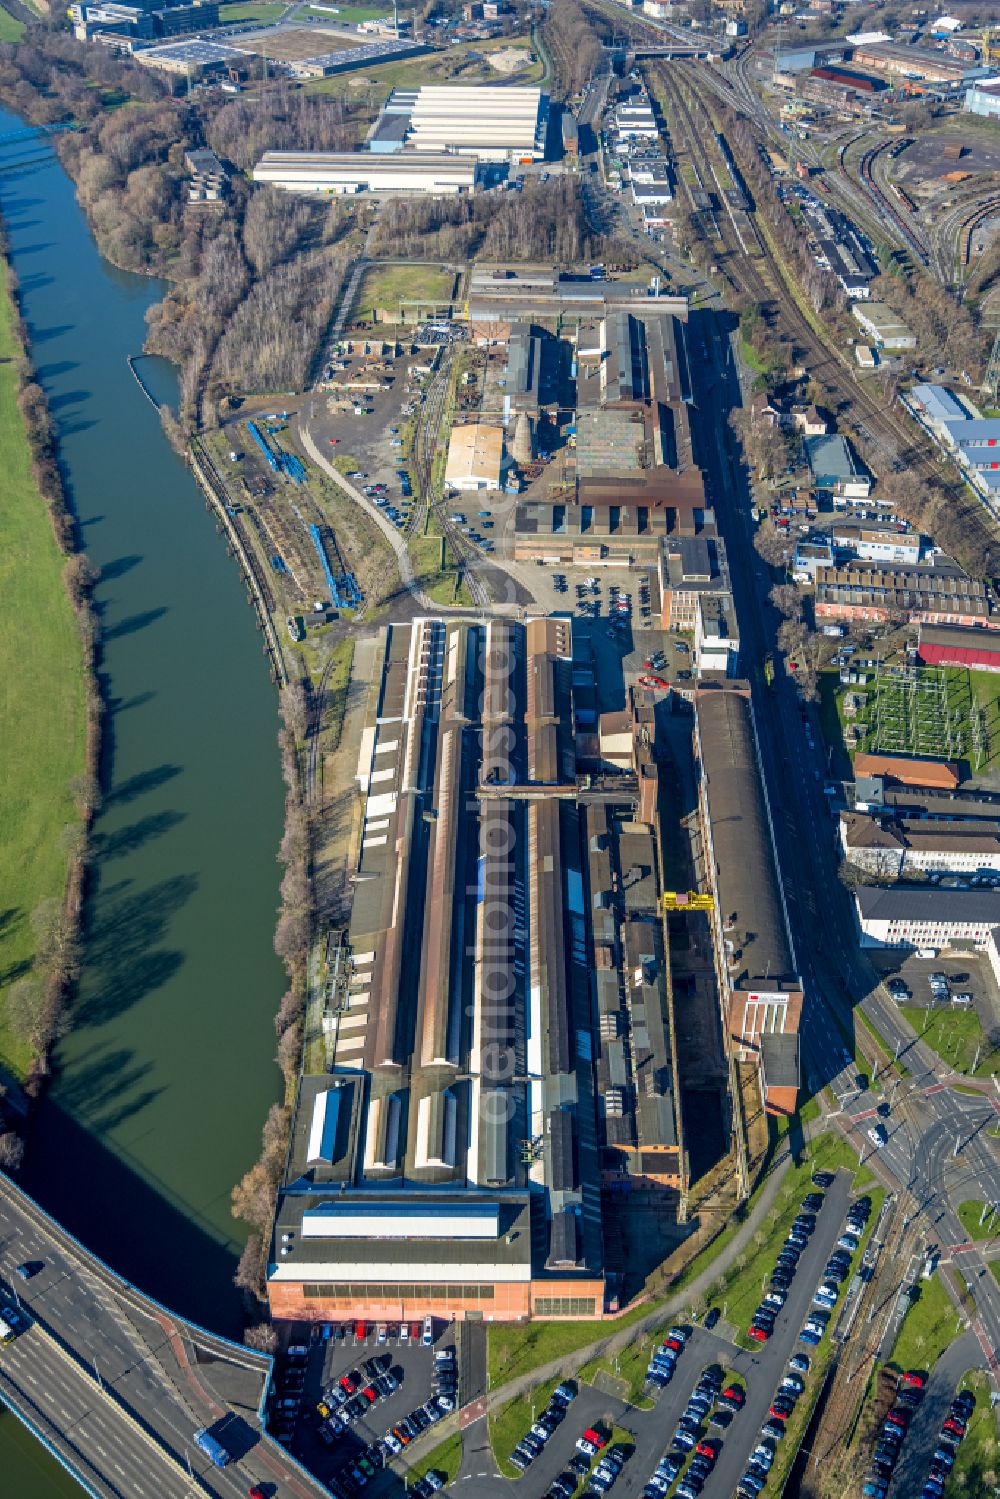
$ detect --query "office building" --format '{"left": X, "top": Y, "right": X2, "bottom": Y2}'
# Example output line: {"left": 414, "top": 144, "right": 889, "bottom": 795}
{"left": 841, "top": 811, "right": 1000, "bottom": 877}
{"left": 855, "top": 886, "right": 1000, "bottom": 949}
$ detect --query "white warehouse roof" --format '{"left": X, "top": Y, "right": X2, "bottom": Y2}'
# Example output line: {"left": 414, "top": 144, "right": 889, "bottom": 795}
{"left": 397, "top": 84, "right": 548, "bottom": 161}
{"left": 253, "top": 150, "right": 478, "bottom": 195}
{"left": 301, "top": 1201, "right": 501, "bottom": 1238}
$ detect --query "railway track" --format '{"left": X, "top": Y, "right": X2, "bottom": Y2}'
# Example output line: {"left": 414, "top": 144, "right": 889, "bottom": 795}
{"left": 855, "top": 138, "right": 930, "bottom": 266}
{"left": 306, "top": 650, "right": 336, "bottom": 803}
{"left": 959, "top": 193, "right": 1000, "bottom": 270}
{"left": 653, "top": 63, "right": 995, "bottom": 504}
{"left": 409, "top": 351, "right": 491, "bottom": 610}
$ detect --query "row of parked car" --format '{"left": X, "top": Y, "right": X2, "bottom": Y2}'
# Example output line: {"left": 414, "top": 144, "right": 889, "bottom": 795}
{"left": 509, "top": 1382, "right": 577, "bottom": 1473}
{"left": 748, "top": 1179, "right": 830, "bottom": 1343}
{"left": 799, "top": 1194, "right": 871, "bottom": 1349}
{"left": 736, "top": 1360, "right": 809, "bottom": 1498}
{"left": 916, "top": 1384, "right": 975, "bottom": 1499}
{"left": 328, "top": 1348, "right": 456, "bottom": 1495}
{"left": 664, "top": 1364, "right": 739, "bottom": 1498}
{"left": 644, "top": 1324, "right": 689, "bottom": 1392}
{"left": 860, "top": 1368, "right": 928, "bottom": 1498}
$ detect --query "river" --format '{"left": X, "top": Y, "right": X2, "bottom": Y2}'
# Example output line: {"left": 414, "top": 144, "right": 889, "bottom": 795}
{"left": 0, "top": 119, "right": 286, "bottom": 1493}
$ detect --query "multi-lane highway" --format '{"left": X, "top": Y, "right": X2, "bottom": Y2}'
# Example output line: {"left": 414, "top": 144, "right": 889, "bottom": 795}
{"left": 0, "top": 1175, "right": 329, "bottom": 1499}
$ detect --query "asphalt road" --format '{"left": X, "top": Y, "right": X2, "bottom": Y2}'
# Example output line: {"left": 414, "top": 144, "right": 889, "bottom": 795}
{"left": 690, "top": 298, "right": 1000, "bottom": 1375}
{"left": 0, "top": 1176, "right": 329, "bottom": 1499}
{"left": 886, "top": 1329, "right": 982, "bottom": 1499}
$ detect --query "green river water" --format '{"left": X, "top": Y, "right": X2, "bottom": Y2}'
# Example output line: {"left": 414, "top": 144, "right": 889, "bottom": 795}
{"left": 0, "top": 118, "right": 287, "bottom": 1493}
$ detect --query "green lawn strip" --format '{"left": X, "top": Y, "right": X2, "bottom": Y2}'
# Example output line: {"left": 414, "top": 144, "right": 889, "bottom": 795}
{"left": 947, "top": 1370, "right": 999, "bottom": 1493}
{"left": 888, "top": 1272, "right": 961, "bottom": 1376}
{"left": 0, "top": 9, "right": 24, "bottom": 41}
{"left": 218, "top": 0, "right": 286, "bottom": 19}
{"left": 857, "top": 1008, "right": 906, "bottom": 1080}
{"left": 957, "top": 1200, "right": 1000, "bottom": 1242}
{"left": 707, "top": 1137, "right": 876, "bottom": 1349}
{"left": 0, "top": 260, "right": 87, "bottom": 1078}
{"left": 761, "top": 1339, "right": 835, "bottom": 1495}
{"left": 488, "top": 1376, "right": 561, "bottom": 1478}
{"left": 489, "top": 1319, "right": 638, "bottom": 1393}
{"left": 899, "top": 1005, "right": 999, "bottom": 1078}
{"left": 403, "top": 1429, "right": 463, "bottom": 1486}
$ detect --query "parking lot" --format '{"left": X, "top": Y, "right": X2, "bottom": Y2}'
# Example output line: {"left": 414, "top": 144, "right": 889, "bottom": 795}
{"left": 872, "top": 949, "right": 997, "bottom": 1025}
{"left": 266, "top": 1319, "right": 455, "bottom": 1493}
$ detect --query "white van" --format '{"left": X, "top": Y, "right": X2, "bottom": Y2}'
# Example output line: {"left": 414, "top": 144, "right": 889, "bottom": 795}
{"left": 422, "top": 1316, "right": 434, "bottom": 1347}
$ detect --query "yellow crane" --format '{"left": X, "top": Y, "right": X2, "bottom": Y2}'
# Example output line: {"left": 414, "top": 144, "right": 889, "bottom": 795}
{"left": 983, "top": 27, "right": 1000, "bottom": 65}
{"left": 662, "top": 890, "right": 716, "bottom": 912}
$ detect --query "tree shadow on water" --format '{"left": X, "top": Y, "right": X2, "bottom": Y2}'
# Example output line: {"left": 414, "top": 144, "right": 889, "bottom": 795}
{"left": 104, "top": 763, "right": 182, "bottom": 809}
{"left": 93, "top": 810, "right": 185, "bottom": 862}
{"left": 103, "top": 607, "right": 167, "bottom": 641}
{"left": 52, "top": 1044, "right": 165, "bottom": 1135}
{"left": 74, "top": 873, "right": 198, "bottom": 1028}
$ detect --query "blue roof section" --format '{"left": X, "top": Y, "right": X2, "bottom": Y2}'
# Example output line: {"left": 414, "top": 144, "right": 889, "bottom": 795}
{"left": 910, "top": 383, "right": 967, "bottom": 423}
{"left": 805, "top": 433, "right": 858, "bottom": 480}
{"left": 942, "top": 418, "right": 1000, "bottom": 443}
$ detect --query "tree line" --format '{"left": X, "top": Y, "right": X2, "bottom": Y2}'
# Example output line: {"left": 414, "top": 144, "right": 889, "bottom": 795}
{"left": 0, "top": 242, "right": 102, "bottom": 1134}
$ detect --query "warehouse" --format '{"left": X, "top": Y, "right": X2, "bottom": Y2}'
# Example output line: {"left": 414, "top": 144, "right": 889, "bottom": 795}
{"left": 268, "top": 619, "right": 683, "bottom": 1322}
{"left": 855, "top": 886, "right": 1000, "bottom": 949}
{"left": 693, "top": 686, "right": 802, "bottom": 1115}
{"left": 851, "top": 40, "right": 972, "bottom": 84}
{"left": 853, "top": 752, "right": 961, "bottom": 790}
{"left": 377, "top": 84, "right": 550, "bottom": 162}
{"left": 966, "top": 78, "right": 1000, "bottom": 119}
{"left": 443, "top": 422, "right": 504, "bottom": 491}
{"left": 813, "top": 560, "right": 992, "bottom": 628}
{"left": 918, "top": 624, "right": 1000, "bottom": 672}
{"left": 852, "top": 302, "right": 916, "bottom": 350}
{"left": 804, "top": 433, "right": 871, "bottom": 498}
{"left": 252, "top": 150, "right": 478, "bottom": 195}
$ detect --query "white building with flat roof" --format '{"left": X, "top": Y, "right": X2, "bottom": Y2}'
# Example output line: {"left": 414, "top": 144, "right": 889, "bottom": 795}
{"left": 252, "top": 151, "right": 478, "bottom": 195}
{"left": 400, "top": 85, "right": 548, "bottom": 162}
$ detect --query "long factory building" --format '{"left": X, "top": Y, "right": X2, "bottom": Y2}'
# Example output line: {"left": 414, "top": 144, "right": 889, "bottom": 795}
{"left": 252, "top": 151, "right": 479, "bottom": 196}
{"left": 693, "top": 687, "right": 803, "bottom": 1116}
{"left": 268, "top": 618, "right": 683, "bottom": 1323}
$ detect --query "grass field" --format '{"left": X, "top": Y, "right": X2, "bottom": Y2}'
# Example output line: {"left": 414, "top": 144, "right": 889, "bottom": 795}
{"left": 351, "top": 264, "right": 455, "bottom": 325}
{"left": 889, "top": 1272, "right": 959, "bottom": 1376}
{"left": 899, "top": 1005, "right": 999, "bottom": 1078}
{"left": 404, "top": 1430, "right": 463, "bottom": 1486}
{"left": 0, "top": 262, "right": 87, "bottom": 1078}
{"left": 218, "top": 0, "right": 286, "bottom": 20}
{"left": 0, "top": 9, "right": 25, "bottom": 41}
{"left": 957, "top": 1200, "right": 1000, "bottom": 1241}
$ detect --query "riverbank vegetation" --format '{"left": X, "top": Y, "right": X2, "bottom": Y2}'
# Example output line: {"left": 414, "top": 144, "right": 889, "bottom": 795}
{"left": 231, "top": 681, "right": 312, "bottom": 1326}
{"left": 0, "top": 251, "right": 99, "bottom": 1107}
